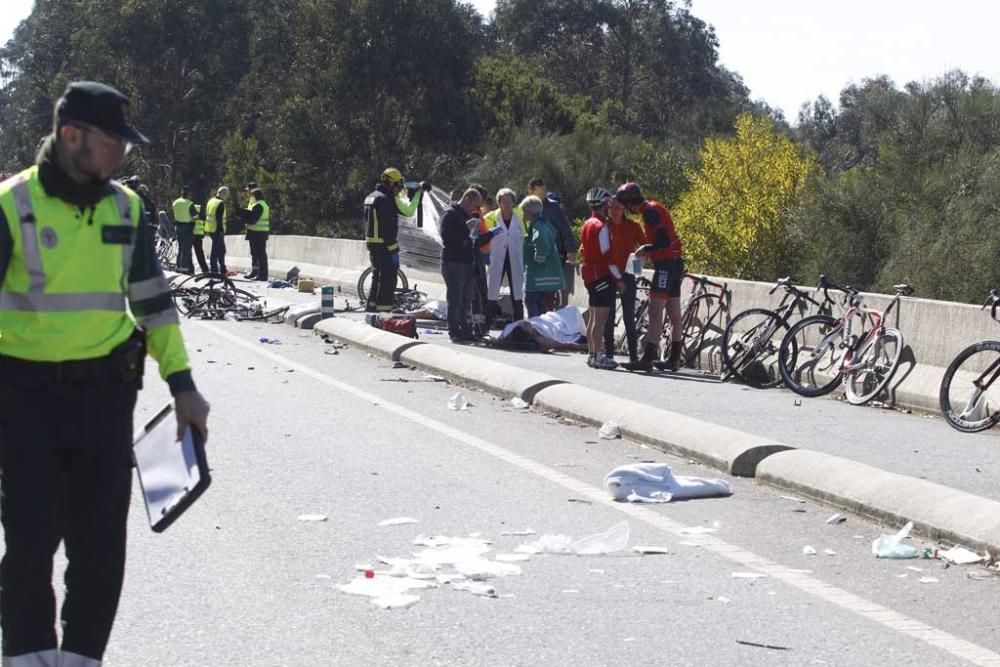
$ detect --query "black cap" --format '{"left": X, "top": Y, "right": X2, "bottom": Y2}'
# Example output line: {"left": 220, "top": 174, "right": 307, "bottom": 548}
{"left": 55, "top": 81, "right": 150, "bottom": 145}
{"left": 245, "top": 181, "right": 258, "bottom": 191}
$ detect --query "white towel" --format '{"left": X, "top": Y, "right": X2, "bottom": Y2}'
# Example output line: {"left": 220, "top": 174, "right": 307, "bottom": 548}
{"left": 604, "top": 463, "right": 732, "bottom": 503}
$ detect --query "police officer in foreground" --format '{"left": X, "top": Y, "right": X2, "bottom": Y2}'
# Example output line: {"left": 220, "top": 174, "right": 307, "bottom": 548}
{"left": 0, "top": 81, "right": 210, "bottom": 666}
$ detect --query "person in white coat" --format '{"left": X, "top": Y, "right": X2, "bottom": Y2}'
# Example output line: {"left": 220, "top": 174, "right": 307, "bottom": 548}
{"left": 483, "top": 187, "right": 526, "bottom": 323}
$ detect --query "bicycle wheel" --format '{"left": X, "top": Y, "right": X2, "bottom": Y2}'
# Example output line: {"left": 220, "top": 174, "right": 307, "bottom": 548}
{"left": 843, "top": 328, "right": 903, "bottom": 405}
{"left": 626, "top": 300, "right": 650, "bottom": 353}
{"left": 778, "top": 314, "right": 844, "bottom": 397}
{"left": 614, "top": 289, "right": 647, "bottom": 354}
{"left": 357, "top": 267, "right": 409, "bottom": 302}
{"left": 939, "top": 340, "right": 1000, "bottom": 433}
{"left": 669, "top": 294, "right": 726, "bottom": 371}
{"left": 721, "top": 308, "right": 788, "bottom": 388}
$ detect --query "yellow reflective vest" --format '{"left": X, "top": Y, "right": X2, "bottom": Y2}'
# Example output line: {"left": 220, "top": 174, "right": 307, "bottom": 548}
{"left": 172, "top": 196, "right": 195, "bottom": 224}
{"left": 204, "top": 196, "right": 224, "bottom": 234}
{"left": 246, "top": 198, "right": 269, "bottom": 233}
{"left": 0, "top": 166, "right": 190, "bottom": 377}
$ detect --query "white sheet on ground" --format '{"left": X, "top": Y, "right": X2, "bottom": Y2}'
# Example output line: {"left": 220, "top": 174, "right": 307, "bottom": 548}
{"left": 604, "top": 463, "right": 732, "bottom": 503}
{"left": 499, "top": 306, "right": 586, "bottom": 345}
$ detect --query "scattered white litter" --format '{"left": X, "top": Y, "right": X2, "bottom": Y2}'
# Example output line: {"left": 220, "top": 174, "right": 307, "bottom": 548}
{"left": 802, "top": 546, "right": 818, "bottom": 555}
{"left": 315, "top": 574, "right": 332, "bottom": 579}
{"left": 339, "top": 575, "right": 435, "bottom": 599}
{"left": 414, "top": 543, "right": 492, "bottom": 566}
{"left": 516, "top": 534, "right": 574, "bottom": 554}
{"left": 423, "top": 374, "right": 446, "bottom": 382}
{"left": 379, "top": 517, "right": 418, "bottom": 527}
{"left": 940, "top": 546, "right": 985, "bottom": 565}
{"left": 623, "top": 637, "right": 636, "bottom": 642}
{"left": 897, "top": 574, "right": 908, "bottom": 578}
{"left": 678, "top": 541, "right": 702, "bottom": 547}
{"left": 371, "top": 594, "right": 420, "bottom": 609}
{"left": 510, "top": 397, "right": 530, "bottom": 409}
{"left": 919, "top": 577, "right": 939, "bottom": 584}
{"left": 599, "top": 421, "right": 621, "bottom": 439}
{"left": 824, "top": 549, "right": 837, "bottom": 556}
{"left": 454, "top": 559, "right": 522, "bottom": 580}
{"left": 354, "top": 563, "right": 374, "bottom": 572}
{"left": 679, "top": 526, "right": 718, "bottom": 536}
{"left": 435, "top": 573, "right": 466, "bottom": 585}
{"left": 571, "top": 521, "right": 631, "bottom": 555}
{"left": 732, "top": 572, "right": 768, "bottom": 580}
{"left": 448, "top": 392, "right": 468, "bottom": 410}
{"left": 297, "top": 514, "right": 328, "bottom": 522}
{"left": 788, "top": 569, "right": 814, "bottom": 574}
{"left": 589, "top": 569, "right": 606, "bottom": 574}
{"left": 495, "top": 553, "right": 531, "bottom": 563}
{"left": 872, "top": 522, "right": 919, "bottom": 559}
{"left": 779, "top": 495, "right": 806, "bottom": 503}
{"left": 606, "top": 463, "right": 731, "bottom": 503}
{"left": 826, "top": 514, "right": 847, "bottom": 525}
{"left": 632, "top": 545, "right": 670, "bottom": 555}
{"left": 453, "top": 581, "right": 498, "bottom": 597}
{"left": 500, "top": 529, "right": 537, "bottom": 536}
{"left": 906, "top": 566, "right": 924, "bottom": 572}
{"left": 714, "top": 596, "right": 732, "bottom": 604}
{"left": 562, "top": 589, "right": 580, "bottom": 594}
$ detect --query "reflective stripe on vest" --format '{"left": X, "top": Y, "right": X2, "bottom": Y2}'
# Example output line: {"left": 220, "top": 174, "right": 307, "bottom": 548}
{"left": 364, "top": 194, "right": 382, "bottom": 243}
{"left": 0, "top": 179, "right": 134, "bottom": 313}
{"left": 246, "top": 200, "right": 269, "bottom": 232}
{"left": 194, "top": 206, "right": 205, "bottom": 236}
{"left": 172, "top": 197, "right": 193, "bottom": 223}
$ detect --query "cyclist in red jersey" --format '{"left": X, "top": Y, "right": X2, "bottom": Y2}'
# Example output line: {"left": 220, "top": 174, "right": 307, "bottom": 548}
{"left": 579, "top": 187, "right": 624, "bottom": 370}
{"left": 615, "top": 182, "right": 686, "bottom": 371}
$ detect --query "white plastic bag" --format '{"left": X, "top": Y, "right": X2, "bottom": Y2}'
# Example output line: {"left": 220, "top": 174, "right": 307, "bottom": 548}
{"left": 872, "top": 522, "right": 919, "bottom": 559}
{"left": 448, "top": 393, "right": 468, "bottom": 411}
{"left": 571, "top": 521, "right": 631, "bottom": 555}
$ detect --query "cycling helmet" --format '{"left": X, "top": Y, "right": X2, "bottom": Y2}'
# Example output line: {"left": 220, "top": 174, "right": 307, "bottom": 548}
{"left": 585, "top": 187, "right": 613, "bottom": 207}
{"left": 615, "top": 182, "right": 644, "bottom": 207}
{"left": 380, "top": 167, "right": 404, "bottom": 185}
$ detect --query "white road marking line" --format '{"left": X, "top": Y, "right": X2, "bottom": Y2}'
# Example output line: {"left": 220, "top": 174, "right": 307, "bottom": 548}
{"left": 203, "top": 322, "right": 1000, "bottom": 666}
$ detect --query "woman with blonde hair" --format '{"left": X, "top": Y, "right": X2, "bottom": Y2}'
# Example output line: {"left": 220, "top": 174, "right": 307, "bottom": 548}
{"left": 483, "top": 187, "right": 526, "bottom": 322}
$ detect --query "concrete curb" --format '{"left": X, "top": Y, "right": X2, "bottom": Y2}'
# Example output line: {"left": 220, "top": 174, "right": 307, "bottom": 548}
{"left": 756, "top": 449, "right": 1000, "bottom": 554}
{"left": 532, "top": 383, "right": 793, "bottom": 477}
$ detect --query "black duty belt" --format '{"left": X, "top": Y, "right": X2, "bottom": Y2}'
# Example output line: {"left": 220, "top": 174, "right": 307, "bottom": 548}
{"left": 0, "top": 353, "right": 121, "bottom": 382}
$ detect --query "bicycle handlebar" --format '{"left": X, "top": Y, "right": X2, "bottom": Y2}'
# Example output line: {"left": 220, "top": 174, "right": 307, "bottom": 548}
{"left": 982, "top": 288, "right": 1000, "bottom": 321}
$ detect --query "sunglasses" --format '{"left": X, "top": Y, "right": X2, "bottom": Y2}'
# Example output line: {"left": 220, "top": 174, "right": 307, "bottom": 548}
{"left": 68, "top": 122, "right": 134, "bottom": 156}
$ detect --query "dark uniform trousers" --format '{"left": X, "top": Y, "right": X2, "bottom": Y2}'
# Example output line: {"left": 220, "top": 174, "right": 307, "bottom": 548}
{"left": 0, "top": 372, "right": 137, "bottom": 660}
{"left": 247, "top": 231, "right": 268, "bottom": 280}
{"left": 367, "top": 245, "right": 396, "bottom": 312}
{"left": 175, "top": 222, "right": 194, "bottom": 273}
{"left": 209, "top": 231, "right": 227, "bottom": 274}
{"left": 192, "top": 234, "right": 209, "bottom": 274}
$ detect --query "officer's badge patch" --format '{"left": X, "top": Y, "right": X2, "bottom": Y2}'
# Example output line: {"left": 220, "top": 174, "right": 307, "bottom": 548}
{"left": 40, "top": 226, "right": 58, "bottom": 249}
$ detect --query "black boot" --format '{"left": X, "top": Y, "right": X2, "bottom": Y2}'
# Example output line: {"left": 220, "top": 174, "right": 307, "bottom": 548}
{"left": 624, "top": 342, "right": 657, "bottom": 371}
{"left": 654, "top": 343, "right": 683, "bottom": 371}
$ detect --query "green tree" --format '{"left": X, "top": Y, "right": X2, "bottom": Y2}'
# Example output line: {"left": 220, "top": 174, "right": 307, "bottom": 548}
{"left": 673, "top": 114, "right": 815, "bottom": 280}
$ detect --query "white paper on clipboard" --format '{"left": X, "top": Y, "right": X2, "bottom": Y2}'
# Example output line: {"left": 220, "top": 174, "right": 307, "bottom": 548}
{"left": 133, "top": 405, "right": 205, "bottom": 528}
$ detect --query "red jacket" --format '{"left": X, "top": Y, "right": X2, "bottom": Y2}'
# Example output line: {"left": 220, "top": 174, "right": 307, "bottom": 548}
{"left": 610, "top": 217, "right": 645, "bottom": 272}
{"left": 580, "top": 215, "right": 623, "bottom": 284}
{"left": 640, "top": 200, "right": 682, "bottom": 262}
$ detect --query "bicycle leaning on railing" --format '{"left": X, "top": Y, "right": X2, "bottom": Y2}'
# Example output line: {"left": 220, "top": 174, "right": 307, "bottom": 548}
{"left": 938, "top": 289, "right": 1000, "bottom": 433}
{"left": 777, "top": 276, "right": 913, "bottom": 405}
{"left": 622, "top": 273, "right": 730, "bottom": 372}
{"left": 720, "top": 276, "right": 831, "bottom": 388}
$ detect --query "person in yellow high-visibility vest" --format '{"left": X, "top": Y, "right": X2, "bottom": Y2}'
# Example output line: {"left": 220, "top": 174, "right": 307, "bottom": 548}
{"left": 171, "top": 185, "right": 197, "bottom": 274}
{"left": 191, "top": 201, "right": 209, "bottom": 273}
{"left": 204, "top": 186, "right": 228, "bottom": 274}
{"left": 0, "top": 81, "right": 210, "bottom": 666}
{"left": 239, "top": 182, "right": 270, "bottom": 281}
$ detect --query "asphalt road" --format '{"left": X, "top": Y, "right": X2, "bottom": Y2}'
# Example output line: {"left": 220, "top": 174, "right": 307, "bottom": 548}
{"left": 79, "top": 315, "right": 1000, "bottom": 665}
{"left": 342, "top": 309, "right": 1000, "bottom": 503}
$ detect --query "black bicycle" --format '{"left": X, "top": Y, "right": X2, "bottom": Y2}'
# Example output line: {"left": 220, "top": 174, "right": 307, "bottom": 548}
{"left": 939, "top": 289, "right": 1000, "bottom": 433}
{"left": 721, "top": 277, "right": 828, "bottom": 388}
{"left": 356, "top": 266, "right": 409, "bottom": 305}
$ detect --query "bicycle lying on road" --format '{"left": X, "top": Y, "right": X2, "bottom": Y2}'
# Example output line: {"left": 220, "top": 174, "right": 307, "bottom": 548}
{"left": 939, "top": 289, "right": 1000, "bottom": 433}
{"left": 777, "top": 276, "right": 913, "bottom": 405}
{"left": 622, "top": 273, "right": 730, "bottom": 372}
{"left": 170, "top": 272, "right": 288, "bottom": 321}
{"left": 721, "top": 277, "right": 831, "bottom": 388}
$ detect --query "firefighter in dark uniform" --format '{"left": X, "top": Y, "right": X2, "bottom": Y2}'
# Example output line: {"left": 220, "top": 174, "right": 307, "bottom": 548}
{"left": 364, "top": 168, "right": 404, "bottom": 312}
{"left": 0, "top": 81, "right": 210, "bottom": 666}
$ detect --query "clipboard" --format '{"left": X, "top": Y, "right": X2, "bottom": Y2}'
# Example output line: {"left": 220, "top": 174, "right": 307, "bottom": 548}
{"left": 132, "top": 403, "right": 211, "bottom": 533}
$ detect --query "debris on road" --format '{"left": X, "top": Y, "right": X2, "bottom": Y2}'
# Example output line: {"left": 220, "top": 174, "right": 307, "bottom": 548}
{"left": 500, "top": 528, "right": 537, "bottom": 536}
{"left": 918, "top": 576, "right": 939, "bottom": 584}
{"left": 632, "top": 545, "right": 670, "bottom": 555}
{"left": 598, "top": 420, "right": 621, "bottom": 439}
{"left": 802, "top": 546, "right": 817, "bottom": 555}
{"left": 570, "top": 521, "right": 631, "bottom": 555}
{"left": 736, "top": 640, "right": 790, "bottom": 651}
{"left": 731, "top": 572, "right": 768, "bottom": 580}
{"left": 509, "top": 396, "right": 530, "bottom": 409}
{"left": 448, "top": 392, "right": 469, "bottom": 410}
{"left": 825, "top": 513, "right": 847, "bottom": 525}
{"left": 939, "top": 545, "right": 985, "bottom": 565}
{"left": 604, "top": 463, "right": 732, "bottom": 503}
{"left": 258, "top": 337, "right": 282, "bottom": 344}
{"left": 823, "top": 549, "right": 837, "bottom": 556}
{"left": 679, "top": 526, "right": 718, "bottom": 536}
{"left": 778, "top": 495, "right": 806, "bottom": 503}
{"left": 495, "top": 553, "right": 531, "bottom": 563}
{"left": 453, "top": 581, "right": 498, "bottom": 597}
{"left": 378, "top": 517, "right": 419, "bottom": 527}
{"left": 567, "top": 498, "right": 593, "bottom": 504}
{"left": 297, "top": 514, "right": 328, "bottom": 522}
{"left": 516, "top": 534, "right": 574, "bottom": 555}
{"left": 872, "top": 522, "right": 919, "bottom": 559}
{"left": 423, "top": 374, "right": 447, "bottom": 382}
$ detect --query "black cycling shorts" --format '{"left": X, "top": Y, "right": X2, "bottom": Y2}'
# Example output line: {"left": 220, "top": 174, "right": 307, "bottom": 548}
{"left": 586, "top": 277, "right": 616, "bottom": 308}
{"left": 650, "top": 258, "right": 684, "bottom": 298}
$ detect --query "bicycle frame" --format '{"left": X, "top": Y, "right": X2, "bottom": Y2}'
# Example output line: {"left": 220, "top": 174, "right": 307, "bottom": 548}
{"left": 809, "top": 291, "right": 901, "bottom": 374}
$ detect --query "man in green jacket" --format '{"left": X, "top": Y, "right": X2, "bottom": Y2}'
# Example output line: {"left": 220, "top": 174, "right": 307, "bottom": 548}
{"left": 521, "top": 194, "right": 565, "bottom": 317}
